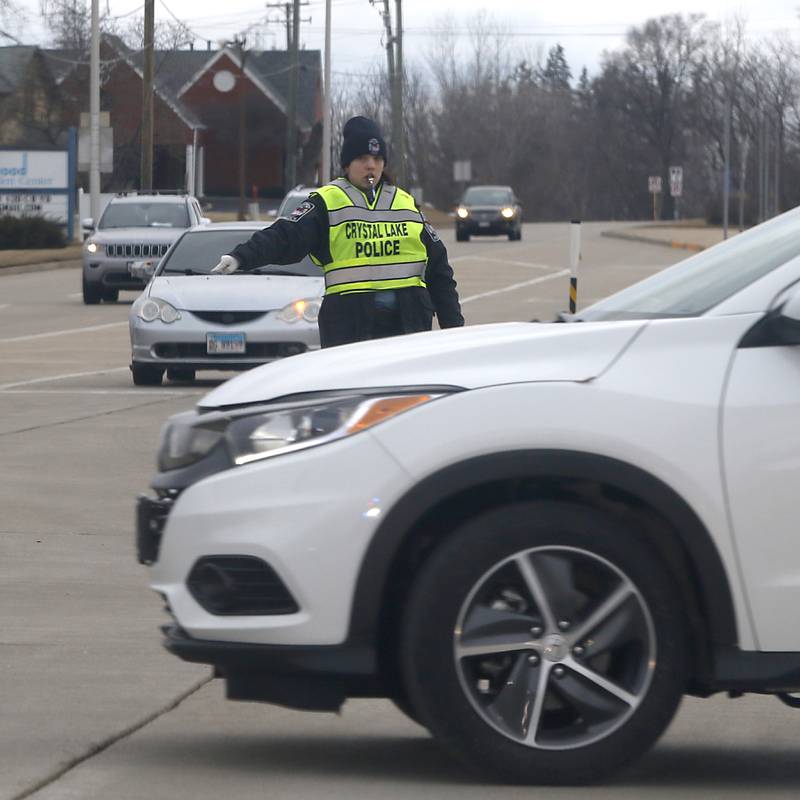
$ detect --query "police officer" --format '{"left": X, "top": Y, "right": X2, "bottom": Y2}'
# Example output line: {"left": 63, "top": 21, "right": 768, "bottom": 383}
{"left": 211, "top": 116, "right": 464, "bottom": 347}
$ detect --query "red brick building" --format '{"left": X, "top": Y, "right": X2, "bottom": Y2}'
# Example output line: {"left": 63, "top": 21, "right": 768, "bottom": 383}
{"left": 41, "top": 35, "right": 322, "bottom": 197}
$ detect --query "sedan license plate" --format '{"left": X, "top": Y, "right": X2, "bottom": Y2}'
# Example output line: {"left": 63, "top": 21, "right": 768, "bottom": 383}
{"left": 207, "top": 332, "right": 246, "bottom": 354}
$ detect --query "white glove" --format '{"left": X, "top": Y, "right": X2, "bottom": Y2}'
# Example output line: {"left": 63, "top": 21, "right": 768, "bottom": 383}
{"left": 210, "top": 255, "right": 239, "bottom": 274}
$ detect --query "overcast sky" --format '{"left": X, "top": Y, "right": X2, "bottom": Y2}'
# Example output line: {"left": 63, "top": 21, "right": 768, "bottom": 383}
{"left": 12, "top": 0, "right": 800, "bottom": 80}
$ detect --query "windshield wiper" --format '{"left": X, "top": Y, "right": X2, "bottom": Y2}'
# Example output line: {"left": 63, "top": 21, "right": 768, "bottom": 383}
{"left": 248, "top": 267, "right": 309, "bottom": 277}
{"left": 162, "top": 268, "right": 206, "bottom": 275}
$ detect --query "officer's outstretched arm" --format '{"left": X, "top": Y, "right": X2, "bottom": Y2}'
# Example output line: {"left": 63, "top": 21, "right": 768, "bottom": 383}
{"left": 422, "top": 223, "right": 464, "bottom": 328}
{"left": 226, "top": 196, "right": 327, "bottom": 270}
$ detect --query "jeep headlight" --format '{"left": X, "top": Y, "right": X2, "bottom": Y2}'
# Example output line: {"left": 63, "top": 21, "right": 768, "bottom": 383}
{"left": 86, "top": 241, "right": 100, "bottom": 253}
{"left": 137, "top": 297, "right": 181, "bottom": 323}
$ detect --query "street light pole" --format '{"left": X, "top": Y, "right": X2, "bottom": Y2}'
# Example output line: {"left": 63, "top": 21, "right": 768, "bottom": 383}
{"left": 89, "top": 0, "right": 100, "bottom": 221}
{"left": 321, "top": 0, "right": 331, "bottom": 184}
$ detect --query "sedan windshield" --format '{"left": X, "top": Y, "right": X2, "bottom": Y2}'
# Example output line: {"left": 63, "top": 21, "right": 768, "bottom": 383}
{"left": 159, "top": 231, "right": 323, "bottom": 276}
{"left": 99, "top": 203, "right": 189, "bottom": 229}
{"left": 463, "top": 188, "right": 513, "bottom": 206}
{"left": 579, "top": 205, "right": 800, "bottom": 321}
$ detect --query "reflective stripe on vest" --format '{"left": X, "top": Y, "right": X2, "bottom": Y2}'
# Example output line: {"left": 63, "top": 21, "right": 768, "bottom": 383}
{"left": 314, "top": 180, "right": 427, "bottom": 295}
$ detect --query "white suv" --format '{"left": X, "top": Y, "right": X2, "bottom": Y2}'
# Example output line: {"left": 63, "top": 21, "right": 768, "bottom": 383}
{"left": 138, "top": 205, "right": 800, "bottom": 783}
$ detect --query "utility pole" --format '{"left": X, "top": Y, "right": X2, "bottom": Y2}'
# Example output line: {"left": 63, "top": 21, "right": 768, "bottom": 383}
{"left": 285, "top": 0, "right": 300, "bottom": 191}
{"left": 141, "top": 0, "right": 154, "bottom": 190}
{"left": 235, "top": 37, "right": 248, "bottom": 220}
{"left": 378, "top": 1, "right": 397, "bottom": 168}
{"left": 89, "top": 0, "right": 100, "bottom": 221}
{"left": 394, "top": 0, "right": 405, "bottom": 186}
{"left": 321, "top": 0, "right": 331, "bottom": 184}
{"left": 722, "top": 93, "right": 731, "bottom": 239}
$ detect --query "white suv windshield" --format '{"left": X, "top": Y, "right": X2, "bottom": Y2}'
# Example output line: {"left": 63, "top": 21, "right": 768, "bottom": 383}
{"left": 579, "top": 205, "right": 800, "bottom": 321}
{"left": 100, "top": 202, "right": 189, "bottom": 229}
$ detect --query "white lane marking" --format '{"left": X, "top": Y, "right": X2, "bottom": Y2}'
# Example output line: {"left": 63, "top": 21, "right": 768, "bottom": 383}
{"left": 460, "top": 257, "right": 554, "bottom": 270}
{"left": 0, "top": 388, "right": 199, "bottom": 396}
{"left": 0, "top": 321, "right": 127, "bottom": 344}
{"left": 67, "top": 292, "right": 82, "bottom": 299}
{"left": 0, "top": 367, "right": 129, "bottom": 391}
{"left": 0, "top": 304, "right": 9, "bottom": 310}
{"left": 461, "top": 269, "right": 571, "bottom": 305}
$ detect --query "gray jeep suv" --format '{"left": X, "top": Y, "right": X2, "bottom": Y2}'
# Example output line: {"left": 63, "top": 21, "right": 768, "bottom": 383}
{"left": 82, "top": 193, "right": 207, "bottom": 304}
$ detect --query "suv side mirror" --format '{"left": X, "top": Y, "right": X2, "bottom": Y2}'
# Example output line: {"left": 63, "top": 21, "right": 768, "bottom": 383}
{"left": 82, "top": 217, "right": 94, "bottom": 230}
{"left": 772, "top": 290, "right": 800, "bottom": 344}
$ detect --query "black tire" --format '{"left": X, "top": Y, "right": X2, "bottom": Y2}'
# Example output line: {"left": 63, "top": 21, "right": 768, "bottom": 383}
{"left": 456, "top": 229, "right": 470, "bottom": 242}
{"left": 131, "top": 363, "right": 164, "bottom": 386}
{"left": 82, "top": 276, "right": 102, "bottom": 305}
{"left": 166, "top": 367, "right": 196, "bottom": 382}
{"left": 401, "top": 501, "right": 687, "bottom": 785}
{"left": 390, "top": 694, "right": 425, "bottom": 727}
{"left": 102, "top": 287, "right": 119, "bottom": 302}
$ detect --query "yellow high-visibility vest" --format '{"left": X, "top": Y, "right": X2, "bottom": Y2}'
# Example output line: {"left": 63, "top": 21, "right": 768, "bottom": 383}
{"left": 313, "top": 178, "right": 428, "bottom": 295}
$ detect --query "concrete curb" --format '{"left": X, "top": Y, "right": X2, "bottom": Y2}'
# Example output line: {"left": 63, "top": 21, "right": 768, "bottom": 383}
{"left": 601, "top": 229, "right": 706, "bottom": 252}
{"left": 0, "top": 259, "right": 81, "bottom": 276}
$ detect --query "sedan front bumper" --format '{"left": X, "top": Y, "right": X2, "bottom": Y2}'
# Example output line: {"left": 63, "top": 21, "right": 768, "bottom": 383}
{"left": 130, "top": 310, "right": 320, "bottom": 371}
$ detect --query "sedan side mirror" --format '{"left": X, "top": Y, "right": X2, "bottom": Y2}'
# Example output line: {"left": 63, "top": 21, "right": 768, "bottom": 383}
{"left": 200, "top": 217, "right": 212, "bottom": 226}
{"left": 82, "top": 217, "right": 94, "bottom": 229}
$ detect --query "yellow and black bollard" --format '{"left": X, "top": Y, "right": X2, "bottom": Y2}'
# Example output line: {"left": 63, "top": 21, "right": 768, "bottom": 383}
{"left": 569, "top": 219, "right": 581, "bottom": 314}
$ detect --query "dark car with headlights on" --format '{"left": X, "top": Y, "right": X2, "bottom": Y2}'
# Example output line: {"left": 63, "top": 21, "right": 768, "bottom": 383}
{"left": 455, "top": 185, "right": 522, "bottom": 242}
{"left": 128, "top": 221, "right": 323, "bottom": 386}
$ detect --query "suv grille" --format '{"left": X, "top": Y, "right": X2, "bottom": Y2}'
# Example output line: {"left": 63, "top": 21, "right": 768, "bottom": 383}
{"left": 107, "top": 243, "right": 170, "bottom": 258}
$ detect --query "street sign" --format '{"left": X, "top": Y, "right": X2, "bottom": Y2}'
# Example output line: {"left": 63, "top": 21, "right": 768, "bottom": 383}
{"left": 648, "top": 175, "right": 662, "bottom": 193}
{"left": 453, "top": 160, "right": 471, "bottom": 183}
{"left": 669, "top": 165, "right": 683, "bottom": 197}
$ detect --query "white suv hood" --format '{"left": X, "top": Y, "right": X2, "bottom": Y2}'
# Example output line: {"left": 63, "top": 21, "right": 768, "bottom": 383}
{"left": 201, "top": 320, "right": 646, "bottom": 407}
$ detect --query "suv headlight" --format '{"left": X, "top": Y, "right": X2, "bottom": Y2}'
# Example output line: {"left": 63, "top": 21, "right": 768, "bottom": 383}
{"left": 157, "top": 393, "right": 446, "bottom": 471}
{"left": 86, "top": 240, "right": 101, "bottom": 254}
{"left": 501, "top": 207, "right": 515, "bottom": 219}
{"left": 457, "top": 207, "right": 469, "bottom": 219}
{"left": 137, "top": 297, "right": 182, "bottom": 324}
{"left": 276, "top": 297, "right": 321, "bottom": 324}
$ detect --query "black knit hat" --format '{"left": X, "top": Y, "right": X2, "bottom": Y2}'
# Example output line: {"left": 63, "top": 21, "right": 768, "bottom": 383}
{"left": 340, "top": 116, "right": 388, "bottom": 169}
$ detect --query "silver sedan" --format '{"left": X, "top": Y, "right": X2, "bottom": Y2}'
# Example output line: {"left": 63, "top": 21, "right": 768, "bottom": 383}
{"left": 129, "top": 222, "right": 323, "bottom": 386}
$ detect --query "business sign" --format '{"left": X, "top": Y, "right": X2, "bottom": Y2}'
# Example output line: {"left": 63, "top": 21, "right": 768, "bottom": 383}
{"left": 0, "top": 151, "right": 68, "bottom": 190}
{"left": 0, "top": 193, "right": 68, "bottom": 221}
{"left": 669, "top": 165, "right": 683, "bottom": 198}
{"left": 648, "top": 175, "right": 662, "bottom": 194}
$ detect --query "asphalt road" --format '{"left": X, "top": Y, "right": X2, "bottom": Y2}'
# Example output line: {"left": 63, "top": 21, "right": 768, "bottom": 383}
{"left": 2, "top": 222, "right": 798, "bottom": 800}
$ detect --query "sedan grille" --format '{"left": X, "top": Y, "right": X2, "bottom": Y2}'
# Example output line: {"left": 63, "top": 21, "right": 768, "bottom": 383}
{"left": 106, "top": 243, "right": 170, "bottom": 258}
{"left": 191, "top": 311, "right": 267, "bottom": 325}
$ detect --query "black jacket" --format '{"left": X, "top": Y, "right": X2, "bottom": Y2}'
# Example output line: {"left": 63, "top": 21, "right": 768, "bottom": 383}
{"left": 228, "top": 186, "right": 464, "bottom": 347}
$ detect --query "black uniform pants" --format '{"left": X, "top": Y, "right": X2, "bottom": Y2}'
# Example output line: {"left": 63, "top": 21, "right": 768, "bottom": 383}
{"left": 318, "top": 288, "right": 435, "bottom": 348}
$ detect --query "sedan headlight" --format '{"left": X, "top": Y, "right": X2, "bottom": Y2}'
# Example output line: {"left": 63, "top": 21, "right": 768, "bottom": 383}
{"left": 157, "top": 393, "right": 445, "bottom": 471}
{"left": 457, "top": 207, "right": 469, "bottom": 219}
{"left": 86, "top": 241, "right": 101, "bottom": 254}
{"left": 501, "top": 207, "right": 515, "bottom": 219}
{"left": 137, "top": 297, "right": 182, "bottom": 324}
{"left": 276, "top": 297, "right": 322, "bottom": 324}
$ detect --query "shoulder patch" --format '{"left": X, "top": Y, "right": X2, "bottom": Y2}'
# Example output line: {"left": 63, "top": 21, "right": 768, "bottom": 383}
{"left": 288, "top": 200, "right": 314, "bottom": 222}
{"left": 424, "top": 221, "right": 441, "bottom": 242}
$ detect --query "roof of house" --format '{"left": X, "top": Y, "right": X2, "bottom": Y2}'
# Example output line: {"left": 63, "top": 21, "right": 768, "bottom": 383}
{"left": 2, "top": 39, "right": 320, "bottom": 132}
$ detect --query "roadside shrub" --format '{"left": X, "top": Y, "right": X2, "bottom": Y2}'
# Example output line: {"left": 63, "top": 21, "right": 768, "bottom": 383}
{"left": 0, "top": 216, "right": 66, "bottom": 249}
